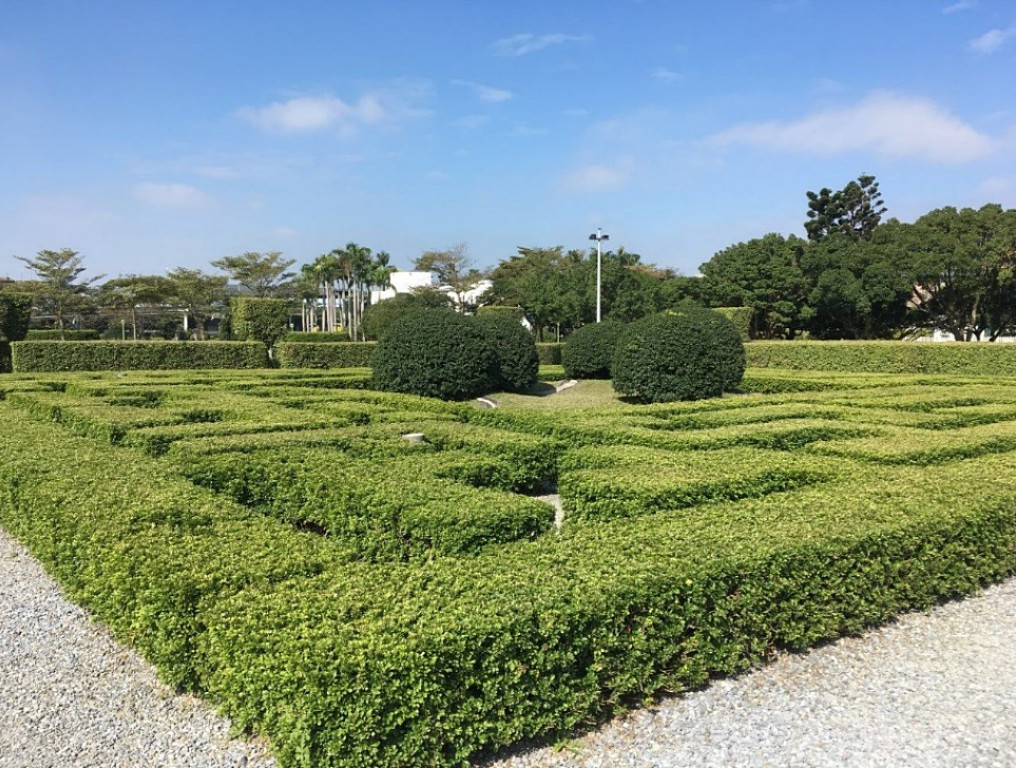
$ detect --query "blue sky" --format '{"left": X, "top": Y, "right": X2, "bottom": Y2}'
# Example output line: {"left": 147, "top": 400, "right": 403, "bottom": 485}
{"left": 2, "top": 0, "right": 1014, "bottom": 281}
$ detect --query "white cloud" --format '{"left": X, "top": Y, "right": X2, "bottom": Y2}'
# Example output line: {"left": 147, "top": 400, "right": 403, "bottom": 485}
{"left": 238, "top": 95, "right": 385, "bottom": 134}
{"left": 133, "top": 182, "right": 210, "bottom": 208}
{"left": 451, "top": 79, "right": 513, "bottom": 103}
{"left": 492, "top": 33, "right": 587, "bottom": 57}
{"left": 562, "top": 157, "right": 633, "bottom": 192}
{"left": 708, "top": 92, "right": 994, "bottom": 164}
{"left": 651, "top": 67, "right": 682, "bottom": 82}
{"left": 969, "top": 27, "right": 1016, "bottom": 54}
{"left": 943, "top": 1, "right": 975, "bottom": 13}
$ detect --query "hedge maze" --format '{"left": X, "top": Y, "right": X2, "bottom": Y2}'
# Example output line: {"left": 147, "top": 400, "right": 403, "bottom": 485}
{"left": 2, "top": 366, "right": 1016, "bottom": 766}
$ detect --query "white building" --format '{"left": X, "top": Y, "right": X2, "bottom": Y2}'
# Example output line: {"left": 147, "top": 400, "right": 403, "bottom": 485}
{"left": 369, "top": 271, "right": 434, "bottom": 304}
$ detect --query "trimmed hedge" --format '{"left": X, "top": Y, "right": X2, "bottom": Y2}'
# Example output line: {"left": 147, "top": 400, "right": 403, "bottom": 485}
{"left": 0, "top": 292, "right": 32, "bottom": 343}
{"left": 373, "top": 309, "right": 498, "bottom": 400}
{"left": 230, "top": 297, "right": 290, "bottom": 350}
{"left": 11, "top": 341, "right": 268, "bottom": 372}
{"left": 363, "top": 293, "right": 451, "bottom": 341}
{"left": 283, "top": 331, "right": 351, "bottom": 343}
{"left": 747, "top": 340, "right": 1016, "bottom": 376}
{"left": 0, "top": 341, "right": 9, "bottom": 374}
{"left": 612, "top": 310, "right": 746, "bottom": 402}
{"left": 562, "top": 320, "right": 626, "bottom": 379}
{"left": 536, "top": 343, "right": 563, "bottom": 365}
{"left": 182, "top": 449, "right": 553, "bottom": 561}
{"left": 6, "top": 371, "right": 1016, "bottom": 767}
{"left": 713, "top": 307, "right": 752, "bottom": 341}
{"left": 475, "top": 312, "right": 539, "bottom": 393}
{"left": 25, "top": 328, "right": 101, "bottom": 341}
{"left": 275, "top": 342, "right": 376, "bottom": 369}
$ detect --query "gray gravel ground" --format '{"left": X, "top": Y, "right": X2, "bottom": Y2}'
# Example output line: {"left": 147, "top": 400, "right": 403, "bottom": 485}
{"left": 0, "top": 526, "right": 274, "bottom": 768}
{"left": 3, "top": 518, "right": 1015, "bottom": 768}
{"left": 486, "top": 577, "right": 1016, "bottom": 768}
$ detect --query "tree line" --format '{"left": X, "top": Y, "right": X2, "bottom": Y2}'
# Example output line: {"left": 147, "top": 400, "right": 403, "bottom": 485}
{"left": 488, "top": 176, "right": 1016, "bottom": 342}
{"left": 4, "top": 175, "right": 1015, "bottom": 342}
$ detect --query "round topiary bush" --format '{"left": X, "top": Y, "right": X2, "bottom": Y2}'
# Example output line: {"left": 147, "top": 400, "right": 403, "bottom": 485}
{"left": 561, "top": 319, "right": 626, "bottom": 379}
{"left": 372, "top": 308, "right": 498, "bottom": 400}
{"left": 363, "top": 292, "right": 451, "bottom": 341}
{"left": 475, "top": 312, "right": 539, "bottom": 393}
{"left": 611, "top": 308, "right": 746, "bottom": 402}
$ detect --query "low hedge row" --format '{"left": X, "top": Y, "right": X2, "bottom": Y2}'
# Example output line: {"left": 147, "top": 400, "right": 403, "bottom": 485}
{"left": 0, "top": 341, "right": 9, "bottom": 374}
{"left": 5, "top": 373, "right": 1016, "bottom": 766}
{"left": 181, "top": 448, "right": 553, "bottom": 560}
{"left": 282, "top": 331, "right": 352, "bottom": 343}
{"left": 559, "top": 445, "right": 837, "bottom": 522}
{"left": 25, "top": 328, "right": 101, "bottom": 340}
{"left": 809, "top": 420, "right": 1016, "bottom": 466}
{"left": 747, "top": 340, "right": 1016, "bottom": 376}
{"left": 536, "top": 343, "right": 563, "bottom": 365}
{"left": 201, "top": 451, "right": 1016, "bottom": 767}
{"left": 0, "top": 412, "right": 344, "bottom": 691}
{"left": 11, "top": 341, "right": 268, "bottom": 372}
{"left": 275, "top": 341, "right": 376, "bottom": 369}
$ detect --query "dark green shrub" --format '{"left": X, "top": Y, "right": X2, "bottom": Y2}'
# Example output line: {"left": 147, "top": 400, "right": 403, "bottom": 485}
{"left": 373, "top": 309, "right": 497, "bottom": 400}
{"left": 536, "top": 343, "right": 563, "bottom": 365}
{"left": 25, "top": 328, "right": 100, "bottom": 341}
{"left": 612, "top": 309, "right": 746, "bottom": 402}
{"left": 475, "top": 313, "right": 538, "bottom": 392}
{"left": 11, "top": 341, "right": 268, "bottom": 372}
{"left": 283, "top": 331, "right": 351, "bottom": 343}
{"left": 0, "top": 292, "right": 33, "bottom": 343}
{"left": 713, "top": 307, "right": 752, "bottom": 341}
{"left": 561, "top": 319, "right": 626, "bottom": 379}
{"left": 0, "top": 341, "right": 9, "bottom": 374}
{"left": 230, "top": 297, "right": 290, "bottom": 351}
{"left": 275, "top": 342, "right": 376, "bottom": 369}
{"left": 363, "top": 292, "right": 451, "bottom": 341}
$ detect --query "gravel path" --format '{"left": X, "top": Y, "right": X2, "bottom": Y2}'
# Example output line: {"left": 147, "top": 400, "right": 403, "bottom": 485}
{"left": 3, "top": 517, "right": 1014, "bottom": 768}
{"left": 0, "top": 526, "right": 274, "bottom": 768}
{"left": 486, "top": 578, "right": 1016, "bottom": 768}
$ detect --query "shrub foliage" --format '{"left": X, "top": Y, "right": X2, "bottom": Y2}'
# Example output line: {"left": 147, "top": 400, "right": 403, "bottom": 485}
{"left": 275, "top": 342, "right": 375, "bottom": 369}
{"left": 363, "top": 292, "right": 451, "bottom": 341}
{"left": 6, "top": 367, "right": 1016, "bottom": 767}
{"left": 747, "top": 340, "right": 1016, "bottom": 375}
{"left": 562, "top": 319, "right": 626, "bottom": 379}
{"left": 475, "top": 312, "right": 539, "bottom": 392}
{"left": 11, "top": 340, "right": 268, "bottom": 372}
{"left": 612, "top": 309, "right": 746, "bottom": 402}
{"left": 373, "top": 309, "right": 497, "bottom": 400}
{"left": 230, "top": 297, "right": 290, "bottom": 350}
{"left": 0, "top": 292, "right": 33, "bottom": 343}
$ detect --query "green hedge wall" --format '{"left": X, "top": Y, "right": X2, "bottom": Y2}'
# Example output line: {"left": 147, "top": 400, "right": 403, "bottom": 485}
{"left": 4, "top": 377, "right": 1016, "bottom": 766}
{"left": 713, "top": 307, "right": 752, "bottom": 341}
{"left": 25, "top": 329, "right": 101, "bottom": 341}
{"left": 0, "top": 341, "right": 9, "bottom": 374}
{"left": 11, "top": 341, "right": 268, "bottom": 372}
{"left": 230, "top": 297, "right": 290, "bottom": 349}
{"left": 0, "top": 293, "right": 33, "bottom": 343}
{"left": 282, "top": 331, "right": 351, "bottom": 343}
{"left": 275, "top": 342, "right": 376, "bottom": 369}
{"left": 536, "top": 342, "right": 563, "bottom": 365}
{"left": 747, "top": 341, "right": 1016, "bottom": 376}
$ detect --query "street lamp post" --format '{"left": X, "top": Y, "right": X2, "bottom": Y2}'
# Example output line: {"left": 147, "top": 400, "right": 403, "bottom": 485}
{"left": 589, "top": 228, "right": 609, "bottom": 323}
